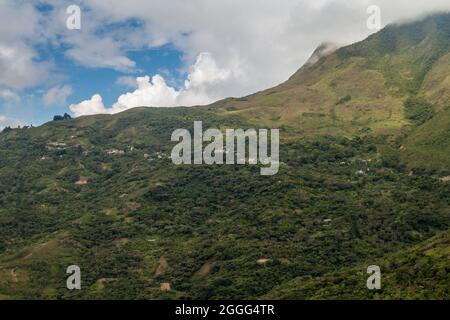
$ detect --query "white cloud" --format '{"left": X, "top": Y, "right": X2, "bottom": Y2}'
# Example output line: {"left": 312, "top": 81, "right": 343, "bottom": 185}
{"left": 0, "top": 89, "right": 19, "bottom": 100}
{"left": 70, "top": 94, "right": 108, "bottom": 117}
{"left": 43, "top": 85, "right": 73, "bottom": 105}
{"left": 70, "top": 52, "right": 235, "bottom": 116}
{"left": 0, "top": 2, "right": 49, "bottom": 90}
{"left": 0, "top": 42, "right": 49, "bottom": 90}
{"left": 116, "top": 76, "right": 138, "bottom": 88}
{"left": 65, "top": 35, "right": 136, "bottom": 72}
{"left": 112, "top": 75, "right": 178, "bottom": 111}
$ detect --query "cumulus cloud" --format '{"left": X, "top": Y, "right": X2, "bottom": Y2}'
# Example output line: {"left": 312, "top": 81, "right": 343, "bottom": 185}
{"left": 70, "top": 52, "right": 235, "bottom": 116}
{"left": 112, "top": 75, "right": 178, "bottom": 111}
{"left": 70, "top": 94, "right": 108, "bottom": 117}
{"left": 43, "top": 85, "right": 73, "bottom": 105}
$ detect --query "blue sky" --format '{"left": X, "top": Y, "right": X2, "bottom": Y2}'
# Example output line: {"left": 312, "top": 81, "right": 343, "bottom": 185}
{"left": 2, "top": 44, "right": 184, "bottom": 126}
{"left": 55, "top": 44, "right": 185, "bottom": 110}
{"left": 1, "top": 0, "right": 448, "bottom": 129}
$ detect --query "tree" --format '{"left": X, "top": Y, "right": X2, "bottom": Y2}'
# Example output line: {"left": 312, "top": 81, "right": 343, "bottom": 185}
{"left": 53, "top": 113, "right": 72, "bottom": 121}
{"left": 404, "top": 96, "right": 435, "bottom": 125}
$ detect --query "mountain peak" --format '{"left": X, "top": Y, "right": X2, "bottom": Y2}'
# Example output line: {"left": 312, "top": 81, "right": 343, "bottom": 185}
{"left": 303, "top": 42, "right": 339, "bottom": 68}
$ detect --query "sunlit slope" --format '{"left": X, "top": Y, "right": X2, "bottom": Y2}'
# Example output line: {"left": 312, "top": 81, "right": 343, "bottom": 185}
{"left": 212, "top": 13, "right": 450, "bottom": 140}
{"left": 401, "top": 107, "right": 450, "bottom": 171}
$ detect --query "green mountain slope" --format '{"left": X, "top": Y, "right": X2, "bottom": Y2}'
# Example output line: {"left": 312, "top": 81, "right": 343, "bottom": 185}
{"left": 211, "top": 13, "right": 450, "bottom": 170}
{"left": 264, "top": 228, "right": 450, "bottom": 300}
{"left": 0, "top": 13, "right": 450, "bottom": 300}
{"left": 401, "top": 107, "right": 450, "bottom": 171}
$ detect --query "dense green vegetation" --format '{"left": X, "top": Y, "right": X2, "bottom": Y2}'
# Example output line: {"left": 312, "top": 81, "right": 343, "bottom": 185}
{"left": 0, "top": 13, "right": 450, "bottom": 300}
{"left": 264, "top": 229, "right": 450, "bottom": 299}
{"left": 401, "top": 106, "right": 450, "bottom": 171}
{"left": 0, "top": 108, "right": 448, "bottom": 299}
{"left": 404, "top": 96, "right": 435, "bottom": 125}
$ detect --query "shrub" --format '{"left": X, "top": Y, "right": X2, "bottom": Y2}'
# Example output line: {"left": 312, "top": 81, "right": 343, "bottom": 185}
{"left": 404, "top": 96, "right": 435, "bottom": 125}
